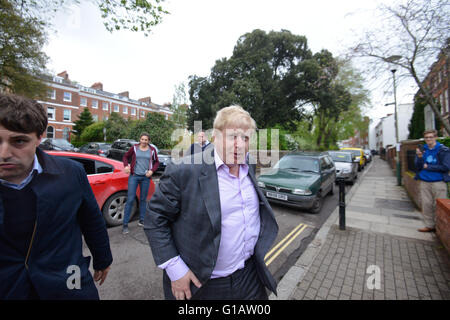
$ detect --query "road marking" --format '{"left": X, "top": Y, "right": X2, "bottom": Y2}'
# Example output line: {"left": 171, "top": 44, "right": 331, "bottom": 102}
{"left": 264, "top": 222, "right": 308, "bottom": 266}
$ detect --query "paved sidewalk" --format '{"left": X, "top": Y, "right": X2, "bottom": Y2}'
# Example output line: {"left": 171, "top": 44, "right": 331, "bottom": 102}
{"left": 271, "top": 156, "right": 450, "bottom": 300}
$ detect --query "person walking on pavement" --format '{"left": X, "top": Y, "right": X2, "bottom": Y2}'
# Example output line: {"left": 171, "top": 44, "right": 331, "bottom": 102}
{"left": 144, "top": 105, "right": 279, "bottom": 300}
{"left": 0, "top": 93, "right": 113, "bottom": 299}
{"left": 122, "top": 132, "right": 159, "bottom": 234}
{"left": 189, "top": 131, "right": 210, "bottom": 155}
{"left": 415, "top": 129, "right": 450, "bottom": 232}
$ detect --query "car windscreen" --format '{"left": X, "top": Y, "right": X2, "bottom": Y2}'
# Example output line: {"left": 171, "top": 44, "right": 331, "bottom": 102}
{"left": 53, "top": 139, "right": 73, "bottom": 148}
{"left": 274, "top": 156, "right": 319, "bottom": 172}
{"left": 329, "top": 152, "right": 352, "bottom": 163}
{"left": 342, "top": 150, "right": 360, "bottom": 157}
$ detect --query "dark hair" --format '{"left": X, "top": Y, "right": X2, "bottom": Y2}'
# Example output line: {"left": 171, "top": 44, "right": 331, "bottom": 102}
{"left": 0, "top": 93, "right": 48, "bottom": 137}
{"left": 140, "top": 132, "right": 150, "bottom": 140}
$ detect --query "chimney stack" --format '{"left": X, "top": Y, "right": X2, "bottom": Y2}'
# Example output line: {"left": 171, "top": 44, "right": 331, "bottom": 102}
{"left": 57, "top": 71, "right": 69, "bottom": 81}
{"left": 118, "top": 91, "right": 129, "bottom": 98}
{"left": 91, "top": 82, "right": 103, "bottom": 91}
{"left": 138, "top": 96, "right": 152, "bottom": 104}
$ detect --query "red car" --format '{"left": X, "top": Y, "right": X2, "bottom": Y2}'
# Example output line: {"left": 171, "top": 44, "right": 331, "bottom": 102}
{"left": 47, "top": 151, "right": 155, "bottom": 227}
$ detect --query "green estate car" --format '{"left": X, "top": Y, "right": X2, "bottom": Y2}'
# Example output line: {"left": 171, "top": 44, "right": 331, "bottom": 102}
{"left": 257, "top": 152, "right": 336, "bottom": 213}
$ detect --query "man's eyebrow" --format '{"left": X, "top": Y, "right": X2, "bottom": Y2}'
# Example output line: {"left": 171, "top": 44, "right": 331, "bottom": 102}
{"left": 10, "top": 134, "right": 32, "bottom": 140}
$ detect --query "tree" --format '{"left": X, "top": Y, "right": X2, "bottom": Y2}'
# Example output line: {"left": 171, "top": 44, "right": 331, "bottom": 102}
{"left": 80, "top": 121, "right": 106, "bottom": 142}
{"left": 350, "top": 0, "right": 450, "bottom": 134}
{"left": 188, "top": 29, "right": 317, "bottom": 131}
{"left": 170, "top": 82, "right": 189, "bottom": 129}
{"left": 129, "top": 112, "right": 175, "bottom": 149}
{"left": 11, "top": 0, "right": 169, "bottom": 37}
{"left": 104, "top": 111, "right": 128, "bottom": 141}
{"left": 0, "top": 0, "right": 48, "bottom": 98}
{"left": 72, "top": 107, "right": 94, "bottom": 137}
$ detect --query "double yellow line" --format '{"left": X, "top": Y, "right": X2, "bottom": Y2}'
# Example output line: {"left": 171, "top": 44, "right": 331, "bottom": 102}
{"left": 264, "top": 222, "right": 308, "bottom": 266}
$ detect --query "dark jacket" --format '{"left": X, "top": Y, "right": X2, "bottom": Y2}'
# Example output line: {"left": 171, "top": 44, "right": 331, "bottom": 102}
{"left": 144, "top": 144, "right": 278, "bottom": 299}
{"left": 0, "top": 148, "right": 113, "bottom": 299}
{"left": 123, "top": 144, "right": 159, "bottom": 175}
{"left": 414, "top": 143, "right": 450, "bottom": 182}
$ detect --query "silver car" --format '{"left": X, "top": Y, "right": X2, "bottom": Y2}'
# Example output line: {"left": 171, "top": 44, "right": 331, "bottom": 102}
{"left": 328, "top": 151, "right": 358, "bottom": 184}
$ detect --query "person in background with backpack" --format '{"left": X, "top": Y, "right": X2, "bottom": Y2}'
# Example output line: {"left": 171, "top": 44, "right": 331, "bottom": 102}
{"left": 122, "top": 132, "right": 159, "bottom": 234}
{"left": 415, "top": 129, "right": 450, "bottom": 232}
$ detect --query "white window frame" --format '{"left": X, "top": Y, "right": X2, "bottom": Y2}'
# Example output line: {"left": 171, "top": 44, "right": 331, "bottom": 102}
{"left": 47, "top": 89, "right": 56, "bottom": 100}
{"left": 131, "top": 108, "right": 136, "bottom": 116}
{"left": 47, "top": 126, "right": 54, "bottom": 138}
{"left": 63, "top": 92, "right": 72, "bottom": 102}
{"left": 114, "top": 104, "right": 119, "bottom": 112}
{"left": 80, "top": 97, "right": 87, "bottom": 107}
{"left": 93, "top": 114, "right": 99, "bottom": 122}
{"left": 141, "top": 110, "right": 145, "bottom": 117}
{"left": 47, "top": 107, "right": 55, "bottom": 120}
{"left": 123, "top": 106, "right": 128, "bottom": 114}
{"left": 92, "top": 100, "right": 98, "bottom": 109}
{"left": 102, "top": 102, "right": 109, "bottom": 111}
{"left": 63, "top": 109, "right": 71, "bottom": 121}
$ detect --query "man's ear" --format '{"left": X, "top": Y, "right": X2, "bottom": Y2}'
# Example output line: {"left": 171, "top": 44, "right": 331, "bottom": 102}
{"left": 36, "top": 134, "right": 44, "bottom": 146}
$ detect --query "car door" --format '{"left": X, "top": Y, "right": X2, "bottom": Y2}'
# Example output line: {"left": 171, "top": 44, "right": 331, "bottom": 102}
{"left": 68, "top": 156, "right": 111, "bottom": 205}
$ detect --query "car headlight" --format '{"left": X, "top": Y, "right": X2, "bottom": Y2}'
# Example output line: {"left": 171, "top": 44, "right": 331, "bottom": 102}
{"left": 292, "top": 189, "right": 312, "bottom": 195}
{"left": 257, "top": 181, "right": 266, "bottom": 188}
{"left": 342, "top": 168, "right": 351, "bottom": 173}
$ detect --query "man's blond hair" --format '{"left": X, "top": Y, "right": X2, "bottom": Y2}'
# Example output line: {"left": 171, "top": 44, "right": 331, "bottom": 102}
{"left": 213, "top": 105, "right": 257, "bottom": 132}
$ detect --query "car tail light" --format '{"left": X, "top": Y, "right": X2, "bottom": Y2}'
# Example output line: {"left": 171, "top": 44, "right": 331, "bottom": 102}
{"left": 98, "top": 150, "right": 104, "bottom": 155}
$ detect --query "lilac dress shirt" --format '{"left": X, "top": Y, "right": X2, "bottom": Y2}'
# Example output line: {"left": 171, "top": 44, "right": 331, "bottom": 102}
{"left": 158, "top": 149, "right": 261, "bottom": 281}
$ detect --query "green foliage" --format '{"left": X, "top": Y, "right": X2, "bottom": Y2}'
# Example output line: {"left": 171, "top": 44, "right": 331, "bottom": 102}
{"left": 0, "top": 0, "right": 48, "bottom": 98}
{"left": 170, "top": 82, "right": 188, "bottom": 129}
{"left": 437, "top": 137, "right": 450, "bottom": 148}
{"left": 72, "top": 107, "right": 94, "bottom": 137}
{"left": 80, "top": 121, "right": 106, "bottom": 142}
{"left": 188, "top": 29, "right": 316, "bottom": 131}
{"left": 129, "top": 112, "right": 175, "bottom": 148}
{"left": 104, "top": 112, "right": 128, "bottom": 141}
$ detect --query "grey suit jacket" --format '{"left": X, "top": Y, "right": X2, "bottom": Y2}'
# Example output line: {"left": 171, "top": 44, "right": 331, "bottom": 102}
{"left": 144, "top": 144, "right": 279, "bottom": 298}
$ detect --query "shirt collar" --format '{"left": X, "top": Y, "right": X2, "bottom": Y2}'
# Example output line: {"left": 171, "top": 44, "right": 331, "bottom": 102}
{"left": 213, "top": 147, "right": 248, "bottom": 175}
{"left": 0, "top": 154, "right": 42, "bottom": 190}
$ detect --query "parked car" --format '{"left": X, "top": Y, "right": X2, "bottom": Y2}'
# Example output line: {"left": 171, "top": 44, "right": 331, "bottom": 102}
{"left": 78, "top": 142, "right": 112, "bottom": 157}
{"left": 364, "top": 149, "right": 372, "bottom": 163}
{"left": 107, "top": 139, "right": 138, "bottom": 161}
{"left": 328, "top": 151, "right": 358, "bottom": 185}
{"left": 39, "top": 138, "right": 76, "bottom": 151}
{"left": 257, "top": 152, "right": 336, "bottom": 213}
{"left": 107, "top": 138, "right": 159, "bottom": 162}
{"left": 46, "top": 151, "right": 155, "bottom": 226}
{"left": 340, "top": 147, "right": 366, "bottom": 171}
{"left": 156, "top": 150, "right": 172, "bottom": 173}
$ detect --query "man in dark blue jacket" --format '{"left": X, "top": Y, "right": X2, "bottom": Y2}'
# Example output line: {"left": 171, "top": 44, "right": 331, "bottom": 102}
{"left": 415, "top": 129, "right": 450, "bottom": 233}
{"left": 0, "top": 93, "right": 113, "bottom": 299}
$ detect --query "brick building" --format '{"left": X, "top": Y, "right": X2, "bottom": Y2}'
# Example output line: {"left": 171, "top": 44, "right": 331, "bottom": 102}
{"left": 421, "top": 42, "right": 450, "bottom": 135}
{"left": 39, "top": 71, "right": 173, "bottom": 140}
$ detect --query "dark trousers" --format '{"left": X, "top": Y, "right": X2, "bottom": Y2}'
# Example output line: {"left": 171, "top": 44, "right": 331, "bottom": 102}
{"left": 164, "top": 256, "right": 268, "bottom": 300}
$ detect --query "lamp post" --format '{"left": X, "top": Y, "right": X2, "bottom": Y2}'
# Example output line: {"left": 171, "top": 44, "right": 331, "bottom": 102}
{"left": 385, "top": 67, "right": 402, "bottom": 186}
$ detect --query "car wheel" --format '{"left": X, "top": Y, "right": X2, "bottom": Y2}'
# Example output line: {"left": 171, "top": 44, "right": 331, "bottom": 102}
{"left": 102, "top": 191, "right": 136, "bottom": 226}
{"left": 310, "top": 193, "right": 323, "bottom": 214}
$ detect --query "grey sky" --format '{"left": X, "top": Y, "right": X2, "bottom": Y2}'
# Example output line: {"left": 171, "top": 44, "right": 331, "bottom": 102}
{"left": 44, "top": 0, "right": 416, "bottom": 122}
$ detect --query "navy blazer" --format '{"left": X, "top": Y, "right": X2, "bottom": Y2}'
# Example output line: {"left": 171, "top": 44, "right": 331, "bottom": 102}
{"left": 0, "top": 148, "right": 113, "bottom": 299}
{"left": 144, "top": 144, "right": 278, "bottom": 298}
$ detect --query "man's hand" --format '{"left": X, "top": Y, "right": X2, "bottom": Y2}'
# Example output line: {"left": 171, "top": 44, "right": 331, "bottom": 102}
{"left": 145, "top": 170, "right": 153, "bottom": 178}
{"left": 171, "top": 270, "right": 202, "bottom": 300}
{"left": 94, "top": 266, "right": 111, "bottom": 286}
{"left": 124, "top": 165, "right": 131, "bottom": 174}
{"left": 416, "top": 148, "right": 423, "bottom": 158}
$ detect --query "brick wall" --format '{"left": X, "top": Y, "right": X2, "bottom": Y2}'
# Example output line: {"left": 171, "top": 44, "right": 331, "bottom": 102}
{"left": 436, "top": 199, "right": 450, "bottom": 255}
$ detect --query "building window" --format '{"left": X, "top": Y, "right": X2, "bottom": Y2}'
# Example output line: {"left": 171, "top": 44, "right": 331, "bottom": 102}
{"left": 103, "top": 116, "right": 109, "bottom": 121}
{"left": 92, "top": 100, "right": 98, "bottom": 109}
{"left": 47, "top": 126, "right": 54, "bottom": 138}
{"left": 141, "top": 110, "right": 145, "bottom": 117}
{"left": 114, "top": 104, "right": 119, "bottom": 112}
{"left": 123, "top": 106, "right": 128, "bottom": 114}
{"left": 47, "top": 89, "right": 56, "bottom": 100}
{"left": 63, "top": 92, "right": 72, "bottom": 102}
{"left": 80, "top": 97, "right": 87, "bottom": 106}
{"left": 131, "top": 108, "right": 136, "bottom": 116}
{"left": 47, "top": 107, "right": 55, "bottom": 120}
{"left": 93, "top": 114, "right": 98, "bottom": 122}
{"left": 63, "top": 127, "right": 70, "bottom": 140}
{"left": 102, "top": 102, "right": 109, "bottom": 111}
{"left": 63, "top": 109, "right": 71, "bottom": 121}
